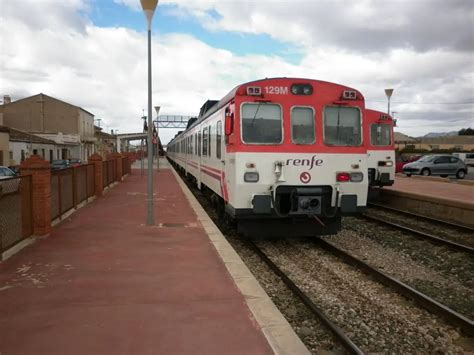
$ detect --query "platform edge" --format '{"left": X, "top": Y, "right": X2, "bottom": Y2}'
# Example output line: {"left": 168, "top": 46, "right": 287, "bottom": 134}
{"left": 170, "top": 167, "right": 310, "bottom": 355}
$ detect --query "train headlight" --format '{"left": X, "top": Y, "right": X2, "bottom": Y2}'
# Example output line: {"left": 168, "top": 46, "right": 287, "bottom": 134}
{"left": 350, "top": 172, "right": 364, "bottom": 182}
{"left": 244, "top": 172, "right": 259, "bottom": 183}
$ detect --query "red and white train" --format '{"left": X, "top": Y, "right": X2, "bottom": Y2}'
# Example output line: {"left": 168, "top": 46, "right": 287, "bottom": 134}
{"left": 365, "top": 109, "right": 395, "bottom": 187}
{"left": 167, "top": 77, "right": 371, "bottom": 236}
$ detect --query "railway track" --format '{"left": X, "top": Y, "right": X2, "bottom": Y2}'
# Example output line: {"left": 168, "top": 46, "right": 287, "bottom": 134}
{"left": 363, "top": 208, "right": 474, "bottom": 255}
{"left": 247, "top": 239, "right": 363, "bottom": 355}
{"left": 368, "top": 202, "right": 474, "bottom": 234}
{"left": 318, "top": 238, "right": 474, "bottom": 336}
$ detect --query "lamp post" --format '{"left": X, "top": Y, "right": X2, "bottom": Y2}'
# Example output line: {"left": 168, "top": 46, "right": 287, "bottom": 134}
{"left": 140, "top": 0, "right": 158, "bottom": 226}
{"left": 384, "top": 88, "right": 394, "bottom": 115}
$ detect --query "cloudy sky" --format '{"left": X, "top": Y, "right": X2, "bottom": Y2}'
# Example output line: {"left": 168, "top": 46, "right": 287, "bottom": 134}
{"left": 1, "top": 0, "right": 473, "bottom": 143}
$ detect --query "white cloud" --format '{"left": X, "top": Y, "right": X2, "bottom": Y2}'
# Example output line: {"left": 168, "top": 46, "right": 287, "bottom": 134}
{"left": 0, "top": 0, "right": 472, "bottom": 144}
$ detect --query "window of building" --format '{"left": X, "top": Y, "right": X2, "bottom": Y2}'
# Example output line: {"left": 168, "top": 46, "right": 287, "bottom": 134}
{"left": 216, "top": 121, "right": 222, "bottom": 159}
{"left": 41, "top": 149, "right": 45, "bottom": 158}
{"left": 9, "top": 151, "right": 13, "bottom": 160}
{"left": 241, "top": 103, "right": 282, "bottom": 144}
{"left": 370, "top": 124, "right": 391, "bottom": 146}
{"left": 291, "top": 107, "right": 315, "bottom": 144}
{"left": 21, "top": 150, "right": 25, "bottom": 162}
{"left": 323, "top": 106, "right": 361, "bottom": 146}
{"left": 49, "top": 150, "right": 53, "bottom": 162}
{"left": 33, "top": 149, "right": 38, "bottom": 155}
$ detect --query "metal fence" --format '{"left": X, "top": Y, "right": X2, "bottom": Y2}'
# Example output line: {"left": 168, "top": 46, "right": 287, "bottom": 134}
{"left": 0, "top": 175, "right": 33, "bottom": 253}
{"left": 102, "top": 159, "right": 117, "bottom": 188}
{"left": 51, "top": 164, "right": 95, "bottom": 221}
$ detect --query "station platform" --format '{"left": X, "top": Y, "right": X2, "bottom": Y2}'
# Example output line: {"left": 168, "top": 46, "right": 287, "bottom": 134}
{"left": 376, "top": 175, "right": 474, "bottom": 227}
{"left": 0, "top": 159, "right": 307, "bottom": 355}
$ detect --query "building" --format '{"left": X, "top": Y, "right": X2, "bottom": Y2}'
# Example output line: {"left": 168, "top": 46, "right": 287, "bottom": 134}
{"left": 94, "top": 126, "right": 117, "bottom": 158}
{"left": 394, "top": 132, "right": 474, "bottom": 151}
{"left": 0, "top": 93, "right": 96, "bottom": 161}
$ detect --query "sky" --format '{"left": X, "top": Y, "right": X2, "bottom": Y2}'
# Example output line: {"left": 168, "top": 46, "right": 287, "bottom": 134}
{"left": 1, "top": 0, "right": 473, "bottom": 144}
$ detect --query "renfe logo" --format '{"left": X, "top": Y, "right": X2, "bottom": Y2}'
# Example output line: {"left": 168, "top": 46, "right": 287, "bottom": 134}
{"left": 286, "top": 156, "right": 323, "bottom": 170}
{"left": 300, "top": 172, "right": 311, "bottom": 184}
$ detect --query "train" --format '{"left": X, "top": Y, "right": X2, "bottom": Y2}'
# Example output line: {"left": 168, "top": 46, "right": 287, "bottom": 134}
{"left": 365, "top": 109, "right": 395, "bottom": 187}
{"left": 167, "top": 77, "right": 375, "bottom": 236}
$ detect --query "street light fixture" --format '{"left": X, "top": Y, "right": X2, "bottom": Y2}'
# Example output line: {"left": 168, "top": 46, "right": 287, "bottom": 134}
{"left": 384, "top": 88, "right": 394, "bottom": 115}
{"left": 140, "top": 0, "right": 158, "bottom": 226}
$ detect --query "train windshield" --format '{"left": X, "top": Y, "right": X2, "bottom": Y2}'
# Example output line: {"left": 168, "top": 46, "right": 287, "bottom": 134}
{"left": 370, "top": 123, "right": 391, "bottom": 146}
{"left": 323, "top": 106, "right": 361, "bottom": 146}
{"left": 241, "top": 103, "right": 282, "bottom": 144}
{"left": 291, "top": 107, "right": 315, "bottom": 144}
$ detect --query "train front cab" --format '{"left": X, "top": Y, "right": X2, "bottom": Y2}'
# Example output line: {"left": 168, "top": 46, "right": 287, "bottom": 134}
{"left": 222, "top": 79, "right": 369, "bottom": 236}
{"left": 366, "top": 109, "right": 395, "bottom": 187}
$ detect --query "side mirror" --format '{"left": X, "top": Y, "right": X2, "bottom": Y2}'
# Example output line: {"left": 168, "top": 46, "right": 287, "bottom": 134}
{"left": 225, "top": 114, "right": 233, "bottom": 136}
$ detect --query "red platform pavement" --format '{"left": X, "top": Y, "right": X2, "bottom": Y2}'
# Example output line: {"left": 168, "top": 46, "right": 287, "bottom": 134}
{"left": 0, "top": 164, "right": 274, "bottom": 355}
{"left": 386, "top": 176, "right": 474, "bottom": 206}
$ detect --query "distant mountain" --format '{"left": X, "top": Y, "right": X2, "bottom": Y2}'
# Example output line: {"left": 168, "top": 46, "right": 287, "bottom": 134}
{"left": 423, "top": 131, "right": 458, "bottom": 138}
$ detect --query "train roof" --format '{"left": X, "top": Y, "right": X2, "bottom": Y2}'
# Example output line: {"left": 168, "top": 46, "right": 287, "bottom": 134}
{"left": 170, "top": 77, "right": 364, "bottom": 144}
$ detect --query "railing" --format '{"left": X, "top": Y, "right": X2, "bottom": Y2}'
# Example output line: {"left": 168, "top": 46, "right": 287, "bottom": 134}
{"left": 102, "top": 159, "right": 117, "bottom": 188}
{"left": 0, "top": 175, "right": 33, "bottom": 253}
{"left": 51, "top": 164, "right": 95, "bottom": 221}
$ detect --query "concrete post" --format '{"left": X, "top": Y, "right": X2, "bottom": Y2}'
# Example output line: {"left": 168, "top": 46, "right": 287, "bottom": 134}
{"left": 88, "top": 153, "right": 103, "bottom": 197}
{"left": 20, "top": 155, "right": 52, "bottom": 237}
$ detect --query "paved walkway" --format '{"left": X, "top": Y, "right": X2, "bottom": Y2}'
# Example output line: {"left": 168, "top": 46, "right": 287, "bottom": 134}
{"left": 387, "top": 176, "right": 474, "bottom": 206}
{"left": 0, "top": 160, "right": 273, "bottom": 355}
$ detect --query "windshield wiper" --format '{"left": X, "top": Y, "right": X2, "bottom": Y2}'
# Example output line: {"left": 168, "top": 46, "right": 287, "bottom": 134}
{"left": 250, "top": 102, "right": 262, "bottom": 127}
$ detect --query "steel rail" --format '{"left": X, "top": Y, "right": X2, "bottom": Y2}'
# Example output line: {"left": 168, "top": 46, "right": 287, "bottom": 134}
{"left": 247, "top": 240, "right": 364, "bottom": 355}
{"left": 367, "top": 202, "right": 474, "bottom": 233}
{"left": 361, "top": 214, "right": 474, "bottom": 255}
{"left": 317, "top": 239, "right": 474, "bottom": 336}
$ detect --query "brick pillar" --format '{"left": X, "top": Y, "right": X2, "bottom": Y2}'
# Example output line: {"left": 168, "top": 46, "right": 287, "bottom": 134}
{"left": 88, "top": 153, "right": 103, "bottom": 197}
{"left": 20, "top": 155, "right": 52, "bottom": 237}
{"left": 112, "top": 153, "right": 123, "bottom": 180}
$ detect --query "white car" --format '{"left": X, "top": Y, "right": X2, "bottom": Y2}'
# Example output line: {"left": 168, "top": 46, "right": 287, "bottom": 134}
{"left": 0, "top": 166, "right": 20, "bottom": 195}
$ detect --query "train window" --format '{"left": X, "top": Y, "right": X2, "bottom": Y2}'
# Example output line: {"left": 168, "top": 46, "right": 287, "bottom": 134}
{"left": 203, "top": 127, "right": 208, "bottom": 156}
{"left": 241, "top": 103, "right": 282, "bottom": 144}
{"left": 208, "top": 126, "right": 212, "bottom": 157}
{"left": 216, "top": 121, "right": 222, "bottom": 159}
{"left": 194, "top": 133, "right": 197, "bottom": 155}
{"left": 291, "top": 107, "right": 315, "bottom": 144}
{"left": 323, "top": 106, "right": 361, "bottom": 146}
{"left": 370, "top": 124, "right": 391, "bottom": 146}
{"left": 190, "top": 135, "right": 194, "bottom": 155}
{"left": 198, "top": 131, "right": 201, "bottom": 156}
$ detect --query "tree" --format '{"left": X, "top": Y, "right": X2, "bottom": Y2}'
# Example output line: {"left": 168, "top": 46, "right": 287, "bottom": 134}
{"left": 458, "top": 128, "right": 474, "bottom": 135}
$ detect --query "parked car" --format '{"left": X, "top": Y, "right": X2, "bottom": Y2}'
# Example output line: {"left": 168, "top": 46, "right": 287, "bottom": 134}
{"left": 403, "top": 154, "right": 467, "bottom": 179}
{"left": 0, "top": 166, "right": 17, "bottom": 179}
{"left": 395, "top": 155, "right": 420, "bottom": 173}
{"left": 69, "top": 159, "right": 82, "bottom": 167}
{"left": 51, "top": 160, "right": 70, "bottom": 170}
{"left": 0, "top": 166, "right": 20, "bottom": 194}
{"left": 453, "top": 152, "right": 474, "bottom": 167}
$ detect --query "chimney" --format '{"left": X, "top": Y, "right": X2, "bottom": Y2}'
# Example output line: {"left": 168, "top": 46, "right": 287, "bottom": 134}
{"left": 3, "top": 95, "right": 11, "bottom": 104}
